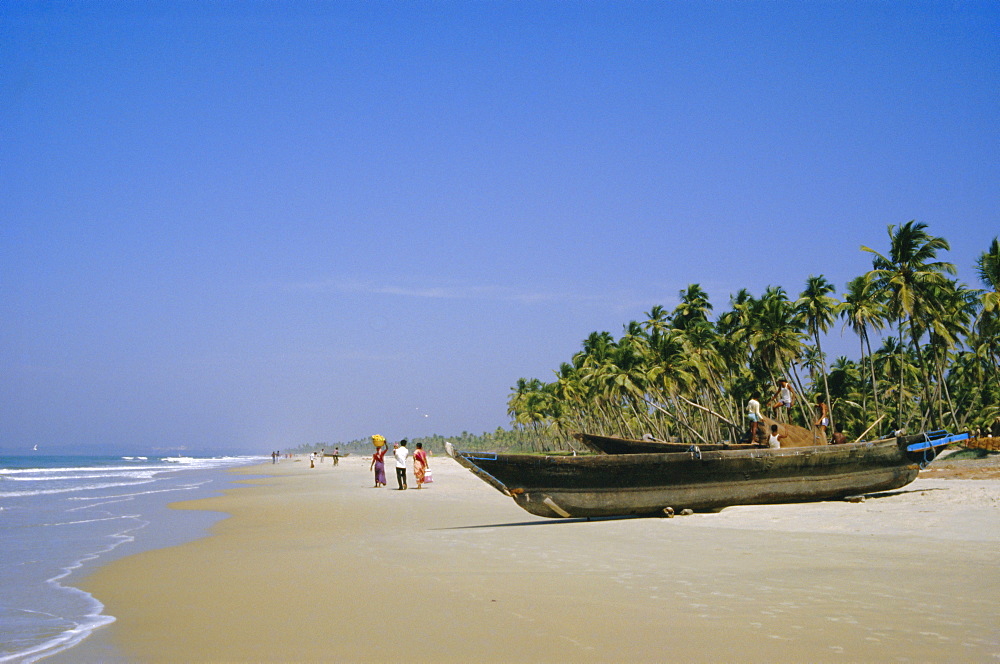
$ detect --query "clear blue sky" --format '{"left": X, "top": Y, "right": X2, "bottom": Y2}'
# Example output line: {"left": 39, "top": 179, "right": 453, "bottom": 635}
{"left": 2, "top": 1, "right": 997, "bottom": 455}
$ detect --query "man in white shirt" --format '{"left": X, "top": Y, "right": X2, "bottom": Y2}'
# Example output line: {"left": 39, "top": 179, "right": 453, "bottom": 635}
{"left": 394, "top": 440, "right": 409, "bottom": 490}
{"left": 747, "top": 396, "right": 762, "bottom": 444}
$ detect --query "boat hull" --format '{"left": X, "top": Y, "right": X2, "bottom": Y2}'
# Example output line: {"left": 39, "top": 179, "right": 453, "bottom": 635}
{"left": 449, "top": 438, "right": 930, "bottom": 518}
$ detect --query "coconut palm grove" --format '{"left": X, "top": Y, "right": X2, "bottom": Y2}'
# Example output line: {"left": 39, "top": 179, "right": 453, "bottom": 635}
{"left": 506, "top": 222, "right": 1000, "bottom": 450}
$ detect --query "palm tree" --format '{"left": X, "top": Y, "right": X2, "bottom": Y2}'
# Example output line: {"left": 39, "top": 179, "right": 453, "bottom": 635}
{"left": 797, "top": 275, "right": 839, "bottom": 432}
{"left": 672, "top": 284, "right": 713, "bottom": 331}
{"left": 922, "top": 280, "right": 977, "bottom": 429}
{"left": 745, "top": 287, "right": 807, "bottom": 425}
{"left": 862, "top": 221, "right": 955, "bottom": 426}
{"left": 839, "top": 275, "right": 887, "bottom": 422}
{"left": 976, "top": 237, "right": 1000, "bottom": 314}
{"left": 642, "top": 305, "right": 671, "bottom": 338}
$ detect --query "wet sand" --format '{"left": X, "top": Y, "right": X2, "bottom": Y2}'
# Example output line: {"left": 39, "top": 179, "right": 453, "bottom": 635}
{"left": 57, "top": 454, "right": 1000, "bottom": 663}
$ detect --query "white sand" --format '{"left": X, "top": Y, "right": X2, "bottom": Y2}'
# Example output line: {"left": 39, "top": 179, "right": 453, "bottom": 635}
{"left": 54, "top": 454, "right": 1000, "bottom": 663}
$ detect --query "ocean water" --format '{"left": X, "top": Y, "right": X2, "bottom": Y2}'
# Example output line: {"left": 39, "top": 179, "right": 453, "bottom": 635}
{"left": 0, "top": 454, "right": 265, "bottom": 663}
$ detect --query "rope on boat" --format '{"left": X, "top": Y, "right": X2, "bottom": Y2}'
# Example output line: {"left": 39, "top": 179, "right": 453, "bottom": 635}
{"left": 688, "top": 445, "right": 702, "bottom": 460}
{"left": 920, "top": 445, "right": 935, "bottom": 468}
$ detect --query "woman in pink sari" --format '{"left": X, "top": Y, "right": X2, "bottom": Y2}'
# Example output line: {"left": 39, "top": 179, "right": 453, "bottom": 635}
{"left": 413, "top": 442, "right": 429, "bottom": 489}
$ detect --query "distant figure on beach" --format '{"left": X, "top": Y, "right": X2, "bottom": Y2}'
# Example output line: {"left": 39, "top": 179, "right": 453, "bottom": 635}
{"left": 271, "top": 450, "right": 277, "bottom": 464}
{"left": 394, "top": 440, "right": 409, "bottom": 490}
{"left": 413, "top": 442, "right": 429, "bottom": 489}
{"left": 309, "top": 452, "right": 316, "bottom": 468}
{"left": 770, "top": 380, "right": 796, "bottom": 421}
{"left": 333, "top": 446, "right": 340, "bottom": 466}
{"left": 320, "top": 447, "right": 325, "bottom": 463}
{"left": 768, "top": 424, "right": 786, "bottom": 449}
{"left": 371, "top": 445, "right": 386, "bottom": 487}
{"left": 814, "top": 398, "right": 830, "bottom": 441}
{"left": 746, "top": 396, "right": 763, "bottom": 444}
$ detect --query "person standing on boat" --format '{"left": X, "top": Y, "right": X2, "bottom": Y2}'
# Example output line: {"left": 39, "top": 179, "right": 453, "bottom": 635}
{"left": 394, "top": 439, "right": 409, "bottom": 490}
{"left": 771, "top": 380, "right": 796, "bottom": 421}
{"left": 413, "top": 442, "right": 429, "bottom": 489}
{"left": 746, "top": 396, "right": 763, "bottom": 444}
{"left": 814, "top": 398, "right": 830, "bottom": 442}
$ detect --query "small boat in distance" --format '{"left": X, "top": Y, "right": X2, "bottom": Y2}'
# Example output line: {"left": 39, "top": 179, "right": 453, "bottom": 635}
{"left": 446, "top": 431, "right": 967, "bottom": 519}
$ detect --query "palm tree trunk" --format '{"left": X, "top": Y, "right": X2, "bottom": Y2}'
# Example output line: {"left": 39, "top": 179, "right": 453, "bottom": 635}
{"left": 814, "top": 331, "right": 834, "bottom": 434}
{"left": 864, "top": 331, "right": 881, "bottom": 422}
{"left": 644, "top": 398, "right": 710, "bottom": 444}
{"left": 897, "top": 323, "right": 906, "bottom": 429}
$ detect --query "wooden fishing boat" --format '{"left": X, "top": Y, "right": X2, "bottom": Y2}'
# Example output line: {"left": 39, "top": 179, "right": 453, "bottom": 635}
{"left": 446, "top": 431, "right": 968, "bottom": 519}
{"left": 574, "top": 432, "right": 759, "bottom": 454}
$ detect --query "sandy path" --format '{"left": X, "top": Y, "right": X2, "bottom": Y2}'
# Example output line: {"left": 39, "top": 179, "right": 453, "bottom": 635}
{"left": 55, "top": 455, "right": 1000, "bottom": 663}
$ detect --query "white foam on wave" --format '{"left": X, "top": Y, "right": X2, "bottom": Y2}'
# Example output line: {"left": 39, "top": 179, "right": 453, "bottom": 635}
{"left": 66, "top": 480, "right": 213, "bottom": 508}
{"left": 0, "top": 455, "right": 263, "bottom": 662}
{"left": 1, "top": 465, "right": 162, "bottom": 476}
{"left": 0, "top": 479, "right": 155, "bottom": 499}
{"left": 0, "top": 513, "right": 146, "bottom": 663}
{"left": 3, "top": 471, "right": 160, "bottom": 482}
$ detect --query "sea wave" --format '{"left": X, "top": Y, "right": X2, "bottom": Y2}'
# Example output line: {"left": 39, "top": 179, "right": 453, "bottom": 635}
{"left": 0, "top": 480, "right": 155, "bottom": 499}
{"left": 3, "top": 472, "right": 161, "bottom": 482}
{"left": 1, "top": 465, "right": 165, "bottom": 475}
{"left": 0, "top": 455, "right": 263, "bottom": 663}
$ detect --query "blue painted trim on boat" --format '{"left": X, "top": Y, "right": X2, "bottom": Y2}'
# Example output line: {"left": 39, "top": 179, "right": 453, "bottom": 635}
{"left": 906, "top": 432, "right": 968, "bottom": 452}
{"left": 462, "top": 451, "right": 499, "bottom": 461}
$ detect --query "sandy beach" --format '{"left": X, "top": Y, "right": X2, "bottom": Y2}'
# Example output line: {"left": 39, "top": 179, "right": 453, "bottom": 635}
{"left": 55, "top": 453, "right": 1000, "bottom": 663}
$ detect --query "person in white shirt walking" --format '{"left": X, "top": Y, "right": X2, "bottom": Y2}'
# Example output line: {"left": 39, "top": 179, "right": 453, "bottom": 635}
{"left": 394, "top": 440, "right": 409, "bottom": 490}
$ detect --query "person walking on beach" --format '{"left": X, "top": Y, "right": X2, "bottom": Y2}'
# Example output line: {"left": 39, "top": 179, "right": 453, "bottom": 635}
{"left": 413, "top": 442, "right": 429, "bottom": 489}
{"left": 371, "top": 435, "right": 386, "bottom": 487}
{"left": 394, "top": 439, "right": 409, "bottom": 490}
{"left": 371, "top": 445, "right": 386, "bottom": 487}
{"left": 746, "top": 396, "right": 763, "bottom": 444}
{"left": 333, "top": 446, "right": 340, "bottom": 466}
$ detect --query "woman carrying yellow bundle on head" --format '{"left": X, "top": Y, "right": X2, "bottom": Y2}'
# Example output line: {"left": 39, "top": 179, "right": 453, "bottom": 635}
{"left": 370, "top": 435, "right": 387, "bottom": 487}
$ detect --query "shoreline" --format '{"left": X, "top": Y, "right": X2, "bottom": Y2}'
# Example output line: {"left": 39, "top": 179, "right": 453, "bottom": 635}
{"left": 52, "top": 454, "right": 1000, "bottom": 663}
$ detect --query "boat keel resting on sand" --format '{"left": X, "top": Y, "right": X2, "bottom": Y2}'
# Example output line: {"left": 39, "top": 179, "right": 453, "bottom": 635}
{"left": 445, "top": 431, "right": 968, "bottom": 519}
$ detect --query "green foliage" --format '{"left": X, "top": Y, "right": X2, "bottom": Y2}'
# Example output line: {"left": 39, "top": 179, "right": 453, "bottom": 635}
{"left": 504, "top": 227, "right": 1000, "bottom": 450}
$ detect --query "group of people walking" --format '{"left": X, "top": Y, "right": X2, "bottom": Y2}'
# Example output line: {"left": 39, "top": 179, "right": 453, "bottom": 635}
{"left": 369, "top": 435, "right": 431, "bottom": 490}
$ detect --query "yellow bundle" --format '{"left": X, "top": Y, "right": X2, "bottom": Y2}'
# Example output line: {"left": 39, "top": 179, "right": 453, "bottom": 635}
{"left": 371, "top": 434, "right": 386, "bottom": 447}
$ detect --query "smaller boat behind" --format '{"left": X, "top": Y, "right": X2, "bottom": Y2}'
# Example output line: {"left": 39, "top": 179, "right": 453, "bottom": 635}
{"left": 574, "top": 432, "right": 758, "bottom": 454}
